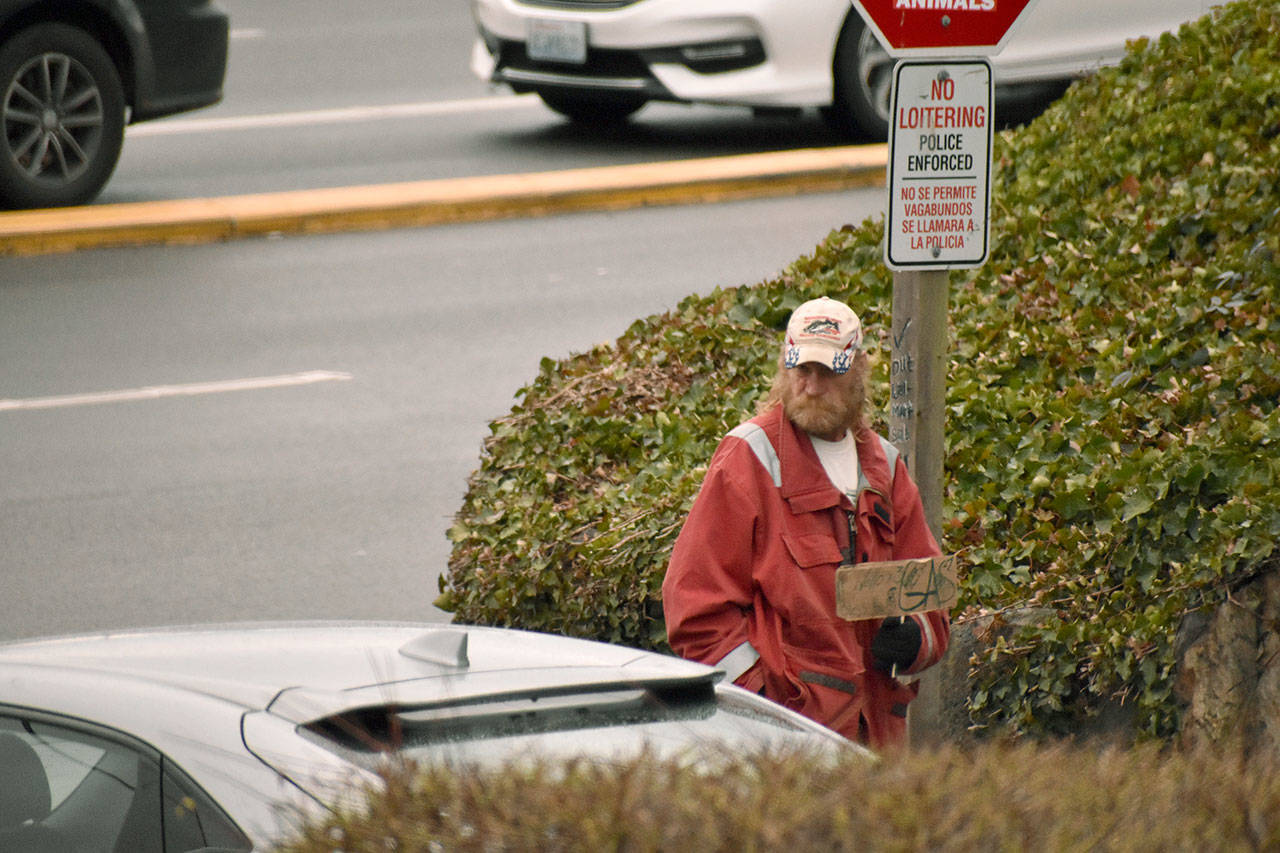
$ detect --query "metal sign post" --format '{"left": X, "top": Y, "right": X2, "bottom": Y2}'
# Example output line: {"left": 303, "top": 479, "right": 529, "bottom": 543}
{"left": 881, "top": 58, "right": 994, "bottom": 746}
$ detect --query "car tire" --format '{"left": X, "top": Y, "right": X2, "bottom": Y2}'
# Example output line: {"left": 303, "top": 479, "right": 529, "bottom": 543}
{"left": 536, "top": 89, "right": 646, "bottom": 125}
{"left": 0, "top": 23, "right": 126, "bottom": 209}
{"left": 828, "top": 14, "right": 894, "bottom": 140}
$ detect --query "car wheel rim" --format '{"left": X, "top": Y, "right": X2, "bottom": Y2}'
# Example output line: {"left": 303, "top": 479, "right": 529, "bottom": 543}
{"left": 3, "top": 52, "right": 104, "bottom": 184}
{"left": 855, "top": 30, "right": 893, "bottom": 124}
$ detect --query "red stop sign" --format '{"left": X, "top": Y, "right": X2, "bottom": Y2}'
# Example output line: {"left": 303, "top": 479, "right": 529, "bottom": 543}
{"left": 852, "top": 0, "right": 1039, "bottom": 55}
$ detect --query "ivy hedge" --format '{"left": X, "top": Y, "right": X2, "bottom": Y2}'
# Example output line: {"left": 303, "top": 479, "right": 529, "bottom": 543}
{"left": 437, "top": 0, "right": 1279, "bottom": 739}
{"left": 279, "top": 743, "right": 1280, "bottom": 851}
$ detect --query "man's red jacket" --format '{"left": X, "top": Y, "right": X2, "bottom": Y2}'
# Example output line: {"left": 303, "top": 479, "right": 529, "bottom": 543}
{"left": 662, "top": 405, "right": 950, "bottom": 747}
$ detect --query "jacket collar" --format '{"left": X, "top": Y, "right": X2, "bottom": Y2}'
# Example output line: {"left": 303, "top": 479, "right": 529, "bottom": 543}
{"left": 756, "top": 406, "right": 894, "bottom": 513}
{"left": 852, "top": 427, "right": 894, "bottom": 497}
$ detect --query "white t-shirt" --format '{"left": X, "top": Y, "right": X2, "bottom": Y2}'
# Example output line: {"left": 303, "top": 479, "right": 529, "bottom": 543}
{"left": 809, "top": 430, "right": 859, "bottom": 500}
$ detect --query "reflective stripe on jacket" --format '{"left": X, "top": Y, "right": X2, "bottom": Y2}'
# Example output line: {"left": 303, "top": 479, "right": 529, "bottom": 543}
{"left": 662, "top": 405, "right": 950, "bottom": 748}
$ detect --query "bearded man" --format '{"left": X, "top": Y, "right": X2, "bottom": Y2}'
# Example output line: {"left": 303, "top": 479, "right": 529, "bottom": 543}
{"left": 662, "top": 296, "right": 950, "bottom": 748}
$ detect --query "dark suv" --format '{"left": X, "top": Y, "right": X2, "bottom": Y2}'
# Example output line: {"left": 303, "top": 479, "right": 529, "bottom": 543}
{"left": 0, "top": 0, "right": 228, "bottom": 209}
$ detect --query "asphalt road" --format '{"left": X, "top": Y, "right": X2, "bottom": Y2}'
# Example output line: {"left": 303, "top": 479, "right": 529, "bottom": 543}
{"left": 93, "top": 0, "right": 1061, "bottom": 204}
{"left": 99, "top": 0, "right": 853, "bottom": 203}
{"left": 0, "top": 188, "right": 885, "bottom": 641}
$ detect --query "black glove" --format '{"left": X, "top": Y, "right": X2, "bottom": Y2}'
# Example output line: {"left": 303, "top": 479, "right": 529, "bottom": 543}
{"left": 870, "top": 617, "right": 921, "bottom": 673}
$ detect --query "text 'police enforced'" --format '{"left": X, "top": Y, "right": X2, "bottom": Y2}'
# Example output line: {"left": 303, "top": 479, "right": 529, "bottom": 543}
{"left": 885, "top": 59, "right": 993, "bottom": 270}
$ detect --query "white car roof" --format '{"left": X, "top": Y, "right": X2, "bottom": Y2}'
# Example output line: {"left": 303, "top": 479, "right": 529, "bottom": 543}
{"left": 2, "top": 621, "right": 868, "bottom": 849}
{"left": 0, "top": 620, "right": 715, "bottom": 722}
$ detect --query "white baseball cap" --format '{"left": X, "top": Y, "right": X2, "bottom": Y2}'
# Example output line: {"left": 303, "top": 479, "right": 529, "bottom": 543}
{"left": 783, "top": 297, "right": 863, "bottom": 374}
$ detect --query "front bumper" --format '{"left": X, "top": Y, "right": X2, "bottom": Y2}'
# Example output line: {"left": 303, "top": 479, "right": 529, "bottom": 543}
{"left": 477, "top": 27, "right": 766, "bottom": 101}
{"left": 470, "top": 0, "right": 851, "bottom": 108}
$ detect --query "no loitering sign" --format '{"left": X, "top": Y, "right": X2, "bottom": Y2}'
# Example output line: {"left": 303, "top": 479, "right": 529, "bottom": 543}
{"left": 885, "top": 59, "right": 993, "bottom": 270}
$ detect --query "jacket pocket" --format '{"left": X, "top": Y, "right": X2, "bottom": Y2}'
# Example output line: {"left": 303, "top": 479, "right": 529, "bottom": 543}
{"left": 781, "top": 533, "right": 843, "bottom": 570}
{"left": 793, "top": 667, "right": 864, "bottom": 736}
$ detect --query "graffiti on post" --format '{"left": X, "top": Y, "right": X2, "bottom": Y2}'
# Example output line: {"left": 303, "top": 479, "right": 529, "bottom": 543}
{"left": 890, "top": 316, "right": 915, "bottom": 469}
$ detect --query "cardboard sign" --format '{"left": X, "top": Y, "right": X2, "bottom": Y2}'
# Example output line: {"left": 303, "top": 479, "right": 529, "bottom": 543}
{"left": 835, "top": 554, "right": 959, "bottom": 620}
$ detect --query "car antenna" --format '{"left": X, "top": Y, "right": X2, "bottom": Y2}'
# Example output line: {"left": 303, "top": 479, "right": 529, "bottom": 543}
{"left": 398, "top": 629, "right": 470, "bottom": 668}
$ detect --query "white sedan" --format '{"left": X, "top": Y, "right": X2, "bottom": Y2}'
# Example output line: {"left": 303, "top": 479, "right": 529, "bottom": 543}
{"left": 0, "top": 622, "right": 858, "bottom": 850}
{"left": 470, "top": 0, "right": 1209, "bottom": 136}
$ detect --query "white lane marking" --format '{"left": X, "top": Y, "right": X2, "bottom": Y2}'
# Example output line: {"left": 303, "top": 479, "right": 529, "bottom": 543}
{"left": 127, "top": 96, "right": 540, "bottom": 136}
{"left": 0, "top": 371, "right": 353, "bottom": 412}
{"left": 230, "top": 28, "right": 265, "bottom": 39}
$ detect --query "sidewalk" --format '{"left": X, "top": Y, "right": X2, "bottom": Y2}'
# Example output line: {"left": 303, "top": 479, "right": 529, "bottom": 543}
{"left": 0, "top": 145, "right": 886, "bottom": 257}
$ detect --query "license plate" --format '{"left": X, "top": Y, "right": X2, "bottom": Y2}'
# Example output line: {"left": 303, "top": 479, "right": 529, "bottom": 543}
{"left": 527, "top": 19, "right": 587, "bottom": 64}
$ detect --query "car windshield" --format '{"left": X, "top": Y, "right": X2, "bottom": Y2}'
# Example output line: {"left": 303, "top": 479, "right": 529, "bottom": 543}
{"left": 299, "top": 681, "right": 843, "bottom": 769}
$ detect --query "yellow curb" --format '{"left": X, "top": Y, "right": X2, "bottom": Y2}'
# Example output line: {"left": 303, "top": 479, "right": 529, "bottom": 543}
{"left": 0, "top": 144, "right": 887, "bottom": 257}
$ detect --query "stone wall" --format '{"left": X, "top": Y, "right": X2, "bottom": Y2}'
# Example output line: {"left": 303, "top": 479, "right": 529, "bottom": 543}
{"left": 910, "top": 568, "right": 1280, "bottom": 751}
{"left": 1176, "top": 570, "right": 1280, "bottom": 756}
